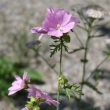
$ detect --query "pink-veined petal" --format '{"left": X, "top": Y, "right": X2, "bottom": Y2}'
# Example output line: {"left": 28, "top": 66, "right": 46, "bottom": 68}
{"left": 38, "top": 34, "right": 44, "bottom": 40}
{"left": 14, "top": 75, "right": 22, "bottom": 81}
{"left": 31, "top": 27, "right": 47, "bottom": 34}
{"left": 61, "top": 14, "right": 72, "bottom": 26}
{"left": 48, "top": 29, "right": 63, "bottom": 37}
{"left": 23, "top": 71, "right": 27, "bottom": 80}
{"left": 62, "top": 22, "right": 75, "bottom": 33}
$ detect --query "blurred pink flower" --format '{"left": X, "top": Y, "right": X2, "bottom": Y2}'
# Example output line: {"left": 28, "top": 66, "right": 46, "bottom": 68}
{"left": 31, "top": 7, "right": 79, "bottom": 40}
{"left": 8, "top": 71, "right": 30, "bottom": 95}
{"left": 27, "top": 84, "right": 59, "bottom": 107}
{"left": 21, "top": 107, "right": 29, "bottom": 110}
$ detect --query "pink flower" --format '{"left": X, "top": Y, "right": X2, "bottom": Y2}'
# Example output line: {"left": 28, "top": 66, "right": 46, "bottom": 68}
{"left": 27, "top": 84, "right": 59, "bottom": 107}
{"left": 21, "top": 107, "right": 29, "bottom": 110}
{"left": 8, "top": 71, "right": 30, "bottom": 95}
{"left": 31, "top": 7, "right": 79, "bottom": 40}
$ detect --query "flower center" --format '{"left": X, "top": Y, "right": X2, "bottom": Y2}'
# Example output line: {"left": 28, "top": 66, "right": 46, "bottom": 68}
{"left": 56, "top": 24, "right": 63, "bottom": 31}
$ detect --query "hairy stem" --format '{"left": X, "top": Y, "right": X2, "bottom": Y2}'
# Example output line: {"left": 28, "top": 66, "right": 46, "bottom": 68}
{"left": 57, "top": 37, "right": 63, "bottom": 110}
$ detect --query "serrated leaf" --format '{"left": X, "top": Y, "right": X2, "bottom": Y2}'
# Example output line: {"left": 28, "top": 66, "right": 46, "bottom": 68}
{"left": 82, "top": 81, "right": 102, "bottom": 94}
{"left": 19, "top": 68, "right": 42, "bottom": 81}
{"left": 71, "top": 84, "right": 84, "bottom": 95}
{"left": 65, "top": 89, "right": 70, "bottom": 99}
{"left": 50, "top": 44, "right": 61, "bottom": 57}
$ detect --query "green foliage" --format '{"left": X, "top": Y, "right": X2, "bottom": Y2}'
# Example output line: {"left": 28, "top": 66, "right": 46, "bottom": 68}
{"left": 58, "top": 75, "right": 68, "bottom": 84}
{"left": 82, "top": 81, "right": 102, "bottom": 94}
{"left": 47, "top": 105, "right": 53, "bottom": 110}
{"left": 59, "top": 76, "right": 84, "bottom": 99}
{"left": 68, "top": 47, "right": 85, "bottom": 54}
{"left": 62, "top": 33, "right": 70, "bottom": 43}
{"left": 50, "top": 35, "right": 69, "bottom": 57}
{"left": 26, "top": 97, "right": 44, "bottom": 110}
{"left": 19, "top": 68, "right": 42, "bottom": 81}
{"left": 103, "top": 51, "right": 110, "bottom": 56}
{"left": 84, "top": 107, "right": 100, "bottom": 110}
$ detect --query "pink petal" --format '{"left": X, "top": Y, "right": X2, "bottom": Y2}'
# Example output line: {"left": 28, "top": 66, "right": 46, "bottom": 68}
{"left": 21, "top": 107, "right": 29, "bottom": 110}
{"left": 8, "top": 91, "right": 16, "bottom": 95}
{"left": 31, "top": 27, "right": 47, "bottom": 34}
{"left": 38, "top": 34, "right": 44, "bottom": 40}
{"left": 62, "top": 22, "right": 75, "bottom": 33}
{"left": 14, "top": 75, "right": 22, "bottom": 81}
{"left": 50, "top": 100, "right": 60, "bottom": 107}
{"left": 23, "top": 71, "right": 27, "bottom": 80}
{"left": 61, "top": 14, "right": 72, "bottom": 26}
{"left": 70, "top": 16, "right": 80, "bottom": 23}
{"left": 48, "top": 29, "right": 63, "bottom": 37}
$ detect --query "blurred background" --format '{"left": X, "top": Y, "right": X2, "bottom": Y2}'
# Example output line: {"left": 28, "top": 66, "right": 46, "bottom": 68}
{"left": 0, "top": 0, "right": 110, "bottom": 110}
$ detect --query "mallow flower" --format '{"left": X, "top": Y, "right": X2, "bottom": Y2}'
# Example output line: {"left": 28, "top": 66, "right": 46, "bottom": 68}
{"left": 31, "top": 7, "right": 79, "bottom": 40}
{"left": 8, "top": 71, "right": 30, "bottom": 95}
{"left": 21, "top": 107, "right": 29, "bottom": 110}
{"left": 27, "top": 84, "right": 59, "bottom": 107}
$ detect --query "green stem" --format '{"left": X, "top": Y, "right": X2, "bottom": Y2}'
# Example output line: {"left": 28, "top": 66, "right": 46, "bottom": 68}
{"left": 32, "top": 48, "right": 58, "bottom": 75}
{"left": 86, "top": 55, "right": 109, "bottom": 81}
{"left": 78, "top": 25, "right": 92, "bottom": 110}
{"left": 38, "top": 53, "right": 58, "bottom": 75}
{"left": 57, "top": 37, "right": 63, "bottom": 110}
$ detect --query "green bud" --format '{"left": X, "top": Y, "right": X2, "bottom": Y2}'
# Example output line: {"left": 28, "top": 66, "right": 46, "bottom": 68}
{"left": 58, "top": 75, "right": 68, "bottom": 84}
{"left": 26, "top": 101, "right": 33, "bottom": 109}
{"left": 30, "top": 97, "right": 37, "bottom": 102}
{"left": 33, "top": 106, "right": 40, "bottom": 110}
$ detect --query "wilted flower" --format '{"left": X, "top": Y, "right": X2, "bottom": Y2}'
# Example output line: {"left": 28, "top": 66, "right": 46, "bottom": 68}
{"left": 8, "top": 71, "right": 30, "bottom": 95}
{"left": 31, "top": 7, "right": 79, "bottom": 40}
{"left": 27, "top": 84, "right": 59, "bottom": 107}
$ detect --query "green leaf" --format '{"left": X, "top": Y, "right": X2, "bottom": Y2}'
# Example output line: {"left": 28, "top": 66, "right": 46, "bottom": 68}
{"left": 47, "top": 105, "right": 53, "bottom": 110}
{"left": 82, "top": 81, "right": 102, "bottom": 94}
{"left": 68, "top": 47, "right": 85, "bottom": 54}
{"left": 50, "top": 43, "right": 61, "bottom": 57}
{"left": 71, "top": 84, "right": 84, "bottom": 95}
{"left": 63, "top": 34, "right": 70, "bottom": 43}
{"left": 92, "top": 34, "right": 105, "bottom": 38}
{"left": 19, "top": 68, "right": 42, "bottom": 81}
{"left": 51, "top": 36, "right": 60, "bottom": 39}
{"left": 85, "top": 107, "right": 100, "bottom": 110}
{"left": 80, "top": 59, "right": 88, "bottom": 63}
{"left": 103, "top": 51, "right": 110, "bottom": 56}
{"left": 0, "top": 79, "right": 11, "bottom": 95}
{"left": 65, "top": 89, "right": 70, "bottom": 99}
{"left": 58, "top": 75, "right": 68, "bottom": 84}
